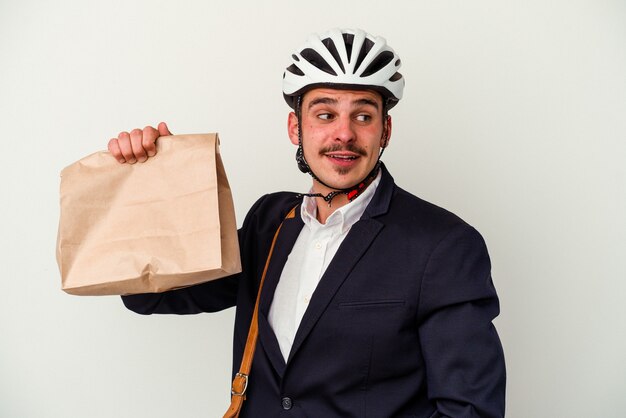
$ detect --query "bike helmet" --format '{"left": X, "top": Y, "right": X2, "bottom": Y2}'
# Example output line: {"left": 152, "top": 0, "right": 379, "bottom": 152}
{"left": 283, "top": 28, "right": 404, "bottom": 110}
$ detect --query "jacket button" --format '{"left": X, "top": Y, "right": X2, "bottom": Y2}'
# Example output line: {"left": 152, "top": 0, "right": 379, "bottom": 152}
{"left": 281, "top": 397, "right": 292, "bottom": 410}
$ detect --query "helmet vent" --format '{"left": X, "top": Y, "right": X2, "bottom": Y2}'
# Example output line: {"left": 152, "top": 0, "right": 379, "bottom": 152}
{"left": 301, "top": 48, "right": 337, "bottom": 76}
{"left": 342, "top": 33, "right": 354, "bottom": 62}
{"left": 389, "top": 72, "right": 403, "bottom": 82}
{"left": 286, "top": 64, "right": 305, "bottom": 76}
{"left": 292, "top": 54, "right": 300, "bottom": 62}
{"left": 354, "top": 37, "right": 375, "bottom": 72}
{"left": 361, "top": 51, "right": 394, "bottom": 77}
{"left": 321, "top": 37, "right": 345, "bottom": 74}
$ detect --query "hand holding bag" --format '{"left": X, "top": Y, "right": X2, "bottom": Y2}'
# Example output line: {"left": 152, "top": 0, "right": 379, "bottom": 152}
{"left": 57, "top": 133, "right": 241, "bottom": 295}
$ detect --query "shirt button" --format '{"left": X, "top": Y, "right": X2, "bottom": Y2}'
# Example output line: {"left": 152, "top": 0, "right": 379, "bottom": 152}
{"left": 281, "top": 397, "right": 293, "bottom": 410}
{"left": 314, "top": 242, "right": 322, "bottom": 250}
{"left": 304, "top": 296, "right": 310, "bottom": 304}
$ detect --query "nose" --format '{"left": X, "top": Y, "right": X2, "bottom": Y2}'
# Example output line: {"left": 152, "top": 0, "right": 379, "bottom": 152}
{"left": 334, "top": 114, "right": 355, "bottom": 143}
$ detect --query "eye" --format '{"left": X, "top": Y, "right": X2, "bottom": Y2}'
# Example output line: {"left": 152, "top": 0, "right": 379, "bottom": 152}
{"left": 355, "top": 114, "right": 372, "bottom": 122}
{"left": 317, "top": 113, "right": 334, "bottom": 120}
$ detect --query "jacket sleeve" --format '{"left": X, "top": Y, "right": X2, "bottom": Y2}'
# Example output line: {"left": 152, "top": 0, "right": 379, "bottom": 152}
{"left": 120, "top": 195, "right": 268, "bottom": 315}
{"left": 417, "top": 224, "right": 506, "bottom": 418}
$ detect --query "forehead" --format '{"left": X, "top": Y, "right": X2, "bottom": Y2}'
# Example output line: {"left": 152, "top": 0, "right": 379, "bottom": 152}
{"left": 302, "top": 88, "right": 383, "bottom": 108}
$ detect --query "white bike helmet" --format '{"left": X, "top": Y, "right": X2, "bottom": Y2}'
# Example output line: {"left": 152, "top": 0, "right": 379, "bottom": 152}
{"left": 283, "top": 28, "right": 404, "bottom": 110}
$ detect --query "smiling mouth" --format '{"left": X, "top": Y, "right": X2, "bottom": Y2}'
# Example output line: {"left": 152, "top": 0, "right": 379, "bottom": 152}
{"left": 326, "top": 154, "right": 359, "bottom": 161}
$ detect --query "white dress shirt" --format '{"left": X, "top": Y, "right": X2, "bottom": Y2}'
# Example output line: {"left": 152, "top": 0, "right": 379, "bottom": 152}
{"left": 268, "top": 172, "right": 382, "bottom": 362}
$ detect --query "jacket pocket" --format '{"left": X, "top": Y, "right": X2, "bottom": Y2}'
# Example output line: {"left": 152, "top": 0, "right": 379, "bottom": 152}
{"left": 338, "top": 299, "right": 405, "bottom": 310}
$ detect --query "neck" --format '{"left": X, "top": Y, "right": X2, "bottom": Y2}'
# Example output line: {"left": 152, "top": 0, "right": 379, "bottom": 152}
{"left": 311, "top": 173, "right": 377, "bottom": 224}
{"left": 314, "top": 192, "right": 349, "bottom": 224}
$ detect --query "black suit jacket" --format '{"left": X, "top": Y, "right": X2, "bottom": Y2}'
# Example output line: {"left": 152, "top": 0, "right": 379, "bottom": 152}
{"left": 123, "top": 166, "right": 506, "bottom": 417}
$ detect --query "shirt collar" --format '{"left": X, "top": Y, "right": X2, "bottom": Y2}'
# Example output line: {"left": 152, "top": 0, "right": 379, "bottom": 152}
{"left": 300, "top": 170, "right": 382, "bottom": 234}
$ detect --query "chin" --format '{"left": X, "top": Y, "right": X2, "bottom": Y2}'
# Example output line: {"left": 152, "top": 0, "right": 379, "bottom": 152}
{"left": 322, "top": 173, "right": 364, "bottom": 190}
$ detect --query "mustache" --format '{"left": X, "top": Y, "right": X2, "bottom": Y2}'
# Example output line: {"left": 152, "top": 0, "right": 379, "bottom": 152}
{"left": 318, "top": 144, "right": 367, "bottom": 157}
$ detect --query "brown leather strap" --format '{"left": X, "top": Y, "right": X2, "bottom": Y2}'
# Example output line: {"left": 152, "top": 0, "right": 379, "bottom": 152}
{"left": 223, "top": 206, "right": 297, "bottom": 418}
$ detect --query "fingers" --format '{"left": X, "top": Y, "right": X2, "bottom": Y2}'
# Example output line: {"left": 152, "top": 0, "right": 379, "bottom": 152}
{"left": 130, "top": 129, "right": 148, "bottom": 162}
{"left": 117, "top": 131, "right": 137, "bottom": 164}
{"left": 107, "top": 123, "right": 172, "bottom": 164}
{"left": 108, "top": 138, "right": 126, "bottom": 163}
{"left": 157, "top": 122, "right": 172, "bottom": 136}
{"left": 142, "top": 126, "right": 159, "bottom": 157}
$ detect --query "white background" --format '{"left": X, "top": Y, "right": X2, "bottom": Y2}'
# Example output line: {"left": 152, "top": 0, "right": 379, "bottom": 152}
{"left": 1, "top": 1, "right": 625, "bottom": 417}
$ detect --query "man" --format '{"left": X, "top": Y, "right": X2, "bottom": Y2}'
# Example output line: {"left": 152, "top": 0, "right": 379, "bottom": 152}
{"left": 112, "top": 29, "right": 506, "bottom": 417}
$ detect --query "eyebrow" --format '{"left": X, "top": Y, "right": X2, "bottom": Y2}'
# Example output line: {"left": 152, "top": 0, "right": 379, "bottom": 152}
{"left": 307, "top": 97, "right": 337, "bottom": 109}
{"left": 354, "top": 98, "right": 380, "bottom": 109}
{"left": 307, "top": 97, "right": 381, "bottom": 110}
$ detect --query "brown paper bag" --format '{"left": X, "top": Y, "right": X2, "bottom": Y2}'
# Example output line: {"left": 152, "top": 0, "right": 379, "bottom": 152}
{"left": 57, "top": 133, "right": 241, "bottom": 296}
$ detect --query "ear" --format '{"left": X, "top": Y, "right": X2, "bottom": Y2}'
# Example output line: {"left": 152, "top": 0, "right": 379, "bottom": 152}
{"left": 381, "top": 115, "right": 392, "bottom": 148}
{"left": 288, "top": 112, "right": 299, "bottom": 145}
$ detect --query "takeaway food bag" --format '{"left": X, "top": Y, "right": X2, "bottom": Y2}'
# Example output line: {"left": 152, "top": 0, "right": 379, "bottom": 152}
{"left": 57, "top": 133, "right": 241, "bottom": 295}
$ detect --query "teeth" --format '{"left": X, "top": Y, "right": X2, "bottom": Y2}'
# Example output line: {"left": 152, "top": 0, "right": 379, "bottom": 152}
{"left": 329, "top": 155, "right": 356, "bottom": 160}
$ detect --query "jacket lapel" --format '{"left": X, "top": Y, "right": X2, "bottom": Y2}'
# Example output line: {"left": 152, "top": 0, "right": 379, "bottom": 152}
{"left": 257, "top": 211, "right": 304, "bottom": 378}
{"left": 286, "top": 218, "right": 384, "bottom": 364}
{"left": 287, "top": 165, "right": 395, "bottom": 364}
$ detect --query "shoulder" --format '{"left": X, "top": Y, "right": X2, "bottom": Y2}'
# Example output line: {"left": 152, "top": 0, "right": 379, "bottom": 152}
{"left": 241, "top": 191, "right": 302, "bottom": 233}
{"left": 249, "top": 191, "right": 302, "bottom": 218}
{"left": 390, "top": 185, "right": 467, "bottom": 228}
{"left": 369, "top": 166, "right": 480, "bottom": 240}
{"left": 382, "top": 184, "right": 487, "bottom": 249}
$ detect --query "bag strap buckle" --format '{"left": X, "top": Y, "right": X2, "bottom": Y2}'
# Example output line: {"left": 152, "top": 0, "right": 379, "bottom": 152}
{"left": 231, "top": 372, "right": 249, "bottom": 396}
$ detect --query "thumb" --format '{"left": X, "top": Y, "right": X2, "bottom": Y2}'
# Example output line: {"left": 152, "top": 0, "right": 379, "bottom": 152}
{"left": 157, "top": 122, "right": 172, "bottom": 136}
